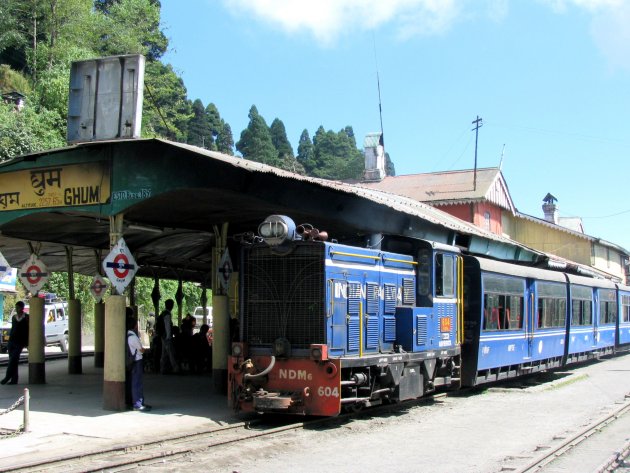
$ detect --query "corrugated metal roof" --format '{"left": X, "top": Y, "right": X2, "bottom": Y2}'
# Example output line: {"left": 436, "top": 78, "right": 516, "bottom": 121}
{"left": 163, "top": 141, "right": 540, "bottom": 257}
{"left": 358, "top": 167, "right": 516, "bottom": 212}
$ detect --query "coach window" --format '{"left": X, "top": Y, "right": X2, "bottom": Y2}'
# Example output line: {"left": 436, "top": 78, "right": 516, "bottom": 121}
{"left": 571, "top": 285, "right": 593, "bottom": 326}
{"left": 435, "top": 253, "right": 455, "bottom": 298}
{"left": 622, "top": 295, "right": 630, "bottom": 323}
{"left": 482, "top": 275, "right": 524, "bottom": 331}
{"left": 538, "top": 282, "right": 567, "bottom": 328}
{"left": 599, "top": 289, "right": 617, "bottom": 325}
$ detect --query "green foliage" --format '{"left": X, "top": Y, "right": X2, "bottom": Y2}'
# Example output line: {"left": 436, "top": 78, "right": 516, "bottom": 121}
{"left": 0, "top": 65, "right": 31, "bottom": 95}
{"left": 270, "top": 118, "right": 293, "bottom": 159}
{"left": 132, "top": 277, "right": 208, "bottom": 319}
{"left": 308, "top": 125, "right": 364, "bottom": 180}
{"left": 0, "top": 101, "right": 65, "bottom": 163}
{"left": 206, "top": 103, "right": 235, "bottom": 155}
{"left": 142, "top": 61, "right": 192, "bottom": 141}
{"left": 385, "top": 152, "right": 396, "bottom": 176}
{"left": 216, "top": 121, "right": 235, "bottom": 155}
{"left": 187, "top": 99, "right": 214, "bottom": 148}
{"left": 95, "top": 0, "right": 167, "bottom": 60}
{"left": 236, "top": 105, "right": 278, "bottom": 166}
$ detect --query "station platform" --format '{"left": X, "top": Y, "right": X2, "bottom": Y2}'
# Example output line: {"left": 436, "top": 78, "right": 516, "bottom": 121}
{"left": 0, "top": 356, "right": 242, "bottom": 470}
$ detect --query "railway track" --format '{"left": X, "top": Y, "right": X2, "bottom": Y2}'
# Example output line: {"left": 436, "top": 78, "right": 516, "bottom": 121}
{"left": 511, "top": 393, "right": 630, "bottom": 473}
{"left": 2, "top": 394, "right": 446, "bottom": 472}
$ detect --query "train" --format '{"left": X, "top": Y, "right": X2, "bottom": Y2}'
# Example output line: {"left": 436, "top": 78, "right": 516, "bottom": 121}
{"left": 228, "top": 215, "right": 630, "bottom": 416}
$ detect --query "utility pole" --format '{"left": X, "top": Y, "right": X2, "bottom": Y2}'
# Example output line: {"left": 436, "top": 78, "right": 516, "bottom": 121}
{"left": 472, "top": 116, "right": 483, "bottom": 190}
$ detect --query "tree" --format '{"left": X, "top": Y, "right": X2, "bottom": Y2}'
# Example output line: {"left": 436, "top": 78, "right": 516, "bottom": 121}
{"left": 216, "top": 121, "right": 234, "bottom": 155}
{"left": 309, "top": 125, "right": 364, "bottom": 180}
{"left": 0, "top": 100, "right": 65, "bottom": 163}
{"left": 187, "top": 99, "right": 213, "bottom": 148}
{"left": 297, "top": 129, "right": 315, "bottom": 173}
{"left": 236, "top": 105, "right": 278, "bottom": 166}
{"left": 94, "top": 0, "right": 167, "bottom": 61}
{"left": 385, "top": 152, "right": 396, "bottom": 176}
{"left": 142, "top": 61, "right": 191, "bottom": 141}
{"left": 206, "top": 103, "right": 234, "bottom": 155}
{"left": 0, "top": 0, "right": 31, "bottom": 71}
{"left": 270, "top": 118, "right": 293, "bottom": 159}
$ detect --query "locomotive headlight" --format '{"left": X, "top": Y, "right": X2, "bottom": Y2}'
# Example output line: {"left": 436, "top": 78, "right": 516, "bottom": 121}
{"left": 258, "top": 215, "right": 296, "bottom": 246}
{"left": 310, "top": 344, "right": 328, "bottom": 361}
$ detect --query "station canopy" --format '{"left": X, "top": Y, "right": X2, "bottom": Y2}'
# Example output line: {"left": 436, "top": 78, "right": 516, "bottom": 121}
{"left": 0, "top": 138, "right": 542, "bottom": 285}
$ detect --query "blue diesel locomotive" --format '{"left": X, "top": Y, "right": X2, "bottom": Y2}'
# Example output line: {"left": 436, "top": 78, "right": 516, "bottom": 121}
{"left": 228, "top": 215, "right": 630, "bottom": 416}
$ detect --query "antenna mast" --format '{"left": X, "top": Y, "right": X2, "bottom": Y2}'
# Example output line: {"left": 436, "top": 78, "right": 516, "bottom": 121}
{"left": 472, "top": 115, "right": 483, "bottom": 190}
{"left": 373, "top": 35, "right": 384, "bottom": 148}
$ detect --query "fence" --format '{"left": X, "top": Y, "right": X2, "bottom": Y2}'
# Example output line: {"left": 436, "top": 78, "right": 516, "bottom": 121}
{"left": 0, "top": 388, "right": 29, "bottom": 437}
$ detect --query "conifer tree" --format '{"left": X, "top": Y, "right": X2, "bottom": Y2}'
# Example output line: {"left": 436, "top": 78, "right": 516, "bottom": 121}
{"left": 297, "top": 129, "right": 315, "bottom": 173}
{"left": 187, "top": 99, "right": 213, "bottom": 148}
{"left": 236, "top": 105, "right": 278, "bottom": 166}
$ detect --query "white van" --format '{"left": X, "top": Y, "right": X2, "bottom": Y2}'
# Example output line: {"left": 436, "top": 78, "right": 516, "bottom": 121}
{"left": 1, "top": 295, "right": 69, "bottom": 352}
{"left": 193, "top": 306, "right": 213, "bottom": 328}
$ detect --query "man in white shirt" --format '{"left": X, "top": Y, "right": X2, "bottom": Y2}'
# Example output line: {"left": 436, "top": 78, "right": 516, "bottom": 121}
{"left": 127, "top": 316, "right": 151, "bottom": 411}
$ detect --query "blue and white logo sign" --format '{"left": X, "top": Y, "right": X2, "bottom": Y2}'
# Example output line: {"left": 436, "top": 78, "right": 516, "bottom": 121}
{"left": 102, "top": 238, "right": 137, "bottom": 294}
{"left": 90, "top": 274, "right": 109, "bottom": 302}
{"left": 218, "top": 248, "right": 233, "bottom": 291}
{"left": 19, "top": 254, "right": 49, "bottom": 295}
{"left": 0, "top": 252, "right": 9, "bottom": 279}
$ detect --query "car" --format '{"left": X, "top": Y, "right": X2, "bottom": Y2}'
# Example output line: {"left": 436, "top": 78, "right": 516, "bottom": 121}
{"left": 0, "top": 323, "right": 10, "bottom": 353}
{"left": 0, "top": 293, "right": 69, "bottom": 353}
{"left": 193, "top": 306, "right": 213, "bottom": 328}
{"left": 193, "top": 306, "right": 213, "bottom": 345}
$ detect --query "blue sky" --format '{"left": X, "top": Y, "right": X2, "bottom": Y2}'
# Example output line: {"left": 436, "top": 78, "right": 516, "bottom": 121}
{"left": 160, "top": 0, "right": 630, "bottom": 252}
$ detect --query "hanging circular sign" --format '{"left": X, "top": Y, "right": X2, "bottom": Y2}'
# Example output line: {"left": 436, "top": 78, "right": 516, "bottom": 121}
{"left": 19, "top": 254, "right": 49, "bottom": 294}
{"left": 112, "top": 254, "right": 131, "bottom": 279}
{"left": 25, "top": 265, "right": 44, "bottom": 285}
{"left": 102, "top": 237, "right": 138, "bottom": 295}
{"left": 89, "top": 274, "right": 109, "bottom": 302}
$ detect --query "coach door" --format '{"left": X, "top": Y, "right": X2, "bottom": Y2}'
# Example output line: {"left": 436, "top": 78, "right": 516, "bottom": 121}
{"left": 525, "top": 283, "right": 535, "bottom": 359}
{"left": 592, "top": 289, "right": 599, "bottom": 347}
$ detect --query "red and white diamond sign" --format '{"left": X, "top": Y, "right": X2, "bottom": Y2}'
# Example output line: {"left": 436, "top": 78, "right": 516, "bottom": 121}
{"left": 0, "top": 251, "right": 9, "bottom": 279}
{"left": 89, "top": 274, "right": 109, "bottom": 302}
{"left": 102, "top": 238, "right": 137, "bottom": 294}
{"left": 19, "top": 254, "right": 49, "bottom": 295}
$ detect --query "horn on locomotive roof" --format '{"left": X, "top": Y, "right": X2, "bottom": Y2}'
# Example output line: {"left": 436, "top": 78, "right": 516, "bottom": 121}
{"left": 296, "top": 224, "right": 328, "bottom": 242}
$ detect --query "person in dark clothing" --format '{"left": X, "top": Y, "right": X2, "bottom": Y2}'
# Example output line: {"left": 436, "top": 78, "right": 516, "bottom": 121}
{"left": 191, "top": 324, "right": 212, "bottom": 374}
{"left": 2, "top": 301, "right": 28, "bottom": 385}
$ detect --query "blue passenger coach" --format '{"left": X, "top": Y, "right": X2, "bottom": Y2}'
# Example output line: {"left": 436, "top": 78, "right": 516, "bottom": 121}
{"left": 616, "top": 285, "right": 630, "bottom": 348}
{"left": 565, "top": 275, "right": 617, "bottom": 363}
{"left": 461, "top": 256, "right": 567, "bottom": 386}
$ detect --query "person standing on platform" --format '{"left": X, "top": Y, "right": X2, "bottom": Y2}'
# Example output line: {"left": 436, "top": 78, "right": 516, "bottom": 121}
{"left": 159, "top": 299, "right": 179, "bottom": 374}
{"left": 127, "top": 315, "right": 151, "bottom": 411}
{"left": 1, "top": 301, "right": 28, "bottom": 385}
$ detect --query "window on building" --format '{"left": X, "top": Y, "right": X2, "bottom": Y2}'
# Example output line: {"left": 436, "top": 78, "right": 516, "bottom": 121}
{"left": 484, "top": 211, "right": 491, "bottom": 231}
{"left": 482, "top": 275, "right": 524, "bottom": 331}
{"left": 537, "top": 282, "right": 567, "bottom": 328}
{"left": 571, "top": 285, "right": 593, "bottom": 326}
